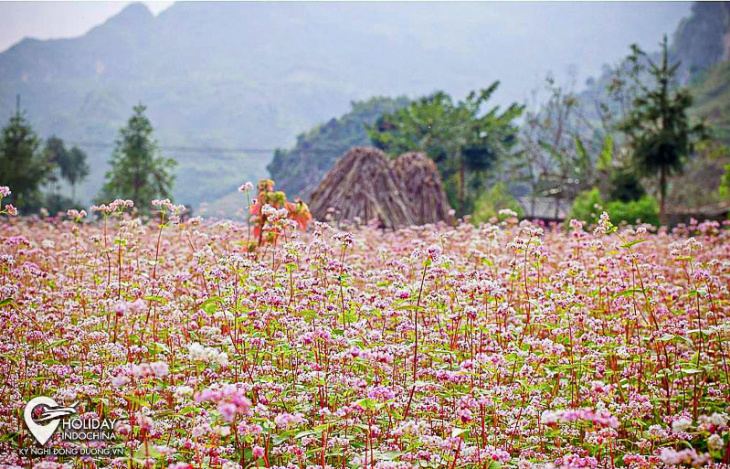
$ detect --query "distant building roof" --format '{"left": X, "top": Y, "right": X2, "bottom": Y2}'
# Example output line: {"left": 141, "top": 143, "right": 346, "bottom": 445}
{"left": 666, "top": 201, "right": 730, "bottom": 218}
{"left": 518, "top": 197, "right": 572, "bottom": 221}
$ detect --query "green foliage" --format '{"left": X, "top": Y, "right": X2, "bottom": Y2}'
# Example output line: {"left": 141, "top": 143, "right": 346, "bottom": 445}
{"left": 471, "top": 182, "right": 523, "bottom": 225}
{"left": 368, "top": 82, "right": 524, "bottom": 216}
{"left": 689, "top": 61, "right": 730, "bottom": 145}
{"left": 721, "top": 163, "right": 730, "bottom": 200}
{"left": 606, "top": 196, "right": 660, "bottom": 226}
{"left": 98, "top": 104, "right": 176, "bottom": 212}
{"left": 618, "top": 36, "right": 708, "bottom": 222}
{"left": 570, "top": 187, "right": 659, "bottom": 226}
{"left": 268, "top": 97, "right": 410, "bottom": 198}
{"left": 60, "top": 146, "right": 90, "bottom": 200}
{"left": 609, "top": 169, "right": 646, "bottom": 203}
{"left": 44, "top": 136, "right": 90, "bottom": 201}
{"left": 569, "top": 188, "right": 605, "bottom": 226}
{"left": 0, "top": 111, "right": 52, "bottom": 212}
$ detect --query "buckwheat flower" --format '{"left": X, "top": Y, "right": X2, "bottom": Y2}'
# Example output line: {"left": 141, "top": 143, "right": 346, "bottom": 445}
{"left": 709, "top": 412, "right": 728, "bottom": 427}
{"left": 112, "top": 301, "right": 130, "bottom": 317}
{"left": 130, "top": 298, "right": 146, "bottom": 314}
{"left": 426, "top": 244, "right": 442, "bottom": 261}
{"left": 498, "top": 208, "right": 518, "bottom": 218}
{"left": 252, "top": 446, "right": 265, "bottom": 459}
{"left": 569, "top": 219, "right": 583, "bottom": 230}
{"left": 218, "top": 401, "right": 237, "bottom": 422}
{"left": 593, "top": 211, "right": 612, "bottom": 235}
{"left": 175, "top": 386, "right": 194, "bottom": 398}
{"left": 238, "top": 181, "right": 254, "bottom": 193}
{"left": 168, "top": 464, "right": 193, "bottom": 469}
{"left": 115, "top": 422, "right": 132, "bottom": 436}
{"left": 708, "top": 433, "right": 724, "bottom": 452}
{"left": 659, "top": 448, "right": 708, "bottom": 466}
{"left": 150, "top": 361, "right": 169, "bottom": 377}
{"left": 0, "top": 186, "right": 10, "bottom": 197}
{"left": 137, "top": 412, "right": 154, "bottom": 432}
{"left": 133, "top": 363, "right": 152, "bottom": 378}
{"left": 5, "top": 204, "right": 17, "bottom": 216}
{"left": 214, "top": 351, "right": 229, "bottom": 368}
{"left": 188, "top": 342, "right": 207, "bottom": 361}
{"left": 112, "top": 375, "right": 130, "bottom": 387}
{"left": 91, "top": 204, "right": 113, "bottom": 214}
{"left": 261, "top": 204, "right": 277, "bottom": 217}
{"left": 672, "top": 417, "right": 692, "bottom": 433}
{"left": 274, "top": 412, "right": 303, "bottom": 429}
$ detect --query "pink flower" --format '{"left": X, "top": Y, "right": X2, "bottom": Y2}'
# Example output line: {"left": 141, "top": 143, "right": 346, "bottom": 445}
{"left": 238, "top": 181, "right": 254, "bottom": 193}
{"left": 252, "top": 446, "right": 265, "bottom": 459}
{"left": 218, "top": 401, "right": 237, "bottom": 422}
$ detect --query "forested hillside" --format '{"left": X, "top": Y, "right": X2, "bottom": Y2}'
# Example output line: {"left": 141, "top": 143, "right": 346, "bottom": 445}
{"left": 0, "top": 2, "right": 689, "bottom": 211}
{"left": 267, "top": 97, "right": 409, "bottom": 199}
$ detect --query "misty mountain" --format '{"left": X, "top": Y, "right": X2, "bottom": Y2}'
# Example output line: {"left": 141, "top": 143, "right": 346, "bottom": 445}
{"left": 0, "top": 2, "right": 691, "bottom": 209}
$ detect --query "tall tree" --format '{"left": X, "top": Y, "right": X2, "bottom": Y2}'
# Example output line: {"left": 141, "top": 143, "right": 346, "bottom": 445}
{"left": 44, "top": 136, "right": 67, "bottom": 197}
{"left": 61, "top": 146, "right": 90, "bottom": 201}
{"left": 618, "top": 36, "right": 708, "bottom": 224}
{"left": 368, "top": 82, "right": 523, "bottom": 216}
{"left": 98, "top": 104, "right": 176, "bottom": 212}
{"left": 0, "top": 108, "right": 52, "bottom": 211}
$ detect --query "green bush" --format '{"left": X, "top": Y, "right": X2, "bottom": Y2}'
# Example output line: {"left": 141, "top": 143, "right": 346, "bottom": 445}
{"left": 569, "top": 187, "right": 605, "bottom": 226}
{"left": 606, "top": 196, "right": 660, "bottom": 226}
{"left": 570, "top": 187, "right": 660, "bottom": 227}
{"left": 472, "top": 182, "right": 523, "bottom": 224}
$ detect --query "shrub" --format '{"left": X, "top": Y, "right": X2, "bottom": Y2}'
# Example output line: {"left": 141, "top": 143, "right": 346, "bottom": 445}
{"left": 570, "top": 187, "right": 660, "bottom": 227}
{"left": 472, "top": 182, "right": 523, "bottom": 224}
{"left": 606, "top": 196, "right": 660, "bottom": 226}
{"left": 569, "top": 187, "right": 605, "bottom": 226}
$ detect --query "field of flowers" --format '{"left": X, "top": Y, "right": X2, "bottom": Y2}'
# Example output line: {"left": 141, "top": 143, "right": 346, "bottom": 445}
{"left": 1, "top": 188, "right": 729, "bottom": 468}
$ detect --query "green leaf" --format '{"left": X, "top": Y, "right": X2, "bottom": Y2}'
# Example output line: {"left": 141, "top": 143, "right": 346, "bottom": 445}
{"left": 620, "top": 239, "right": 648, "bottom": 249}
{"left": 144, "top": 295, "right": 166, "bottom": 304}
{"left": 598, "top": 134, "right": 613, "bottom": 171}
{"left": 355, "top": 398, "right": 376, "bottom": 411}
{"left": 612, "top": 288, "right": 644, "bottom": 299}
{"left": 199, "top": 296, "right": 224, "bottom": 315}
{"left": 44, "top": 339, "right": 69, "bottom": 350}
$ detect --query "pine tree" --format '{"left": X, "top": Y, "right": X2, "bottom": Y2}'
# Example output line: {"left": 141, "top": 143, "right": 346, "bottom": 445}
{"left": 619, "top": 36, "right": 708, "bottom": 224}
{"left": 0, "top": 108, "right": 52, "bottom": 211}
{"left": 98, "top": 104, "right": 176, "bottom": 212}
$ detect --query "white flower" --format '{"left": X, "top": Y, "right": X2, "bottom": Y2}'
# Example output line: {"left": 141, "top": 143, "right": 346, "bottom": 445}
{"left": 710, "top": 412, "right": 728, "bottom": 427}
{"left": 708, "top": 433, "right": 724, "bottom": 452}
{"left": 188, "top": 342, "right": 207, "bottom": 361}
{"left": 498, "top": 208, "right": 518, "bottom": 218}
{"left": 175, "top": 386, "right": 194, "bottom": 398}
{"left": 672, "top": 417, "right": 692, "bottom": 433}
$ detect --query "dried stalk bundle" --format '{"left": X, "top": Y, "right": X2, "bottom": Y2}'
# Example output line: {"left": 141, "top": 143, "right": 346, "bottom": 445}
{"left": 309, "top": 147, "right": 416, "bottom": 229}
{"left": 392, "top": 151, "right": 452, "bottom": 225}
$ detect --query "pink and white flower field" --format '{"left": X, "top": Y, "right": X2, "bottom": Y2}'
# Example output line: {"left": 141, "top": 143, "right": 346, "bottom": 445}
{"left": 1, "top": 195, "right": 729, "bottom": 468}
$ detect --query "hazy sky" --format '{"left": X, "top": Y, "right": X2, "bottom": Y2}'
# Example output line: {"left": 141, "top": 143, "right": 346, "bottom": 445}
{"left": 0, "top": 1, "right": 173, "bottom": 53}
